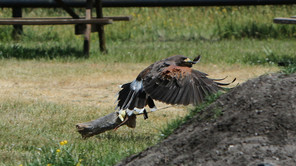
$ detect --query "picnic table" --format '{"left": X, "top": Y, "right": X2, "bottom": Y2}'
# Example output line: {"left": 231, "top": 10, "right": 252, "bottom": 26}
{"left": 0, "top": 0, "right": 131, "bottom": 57}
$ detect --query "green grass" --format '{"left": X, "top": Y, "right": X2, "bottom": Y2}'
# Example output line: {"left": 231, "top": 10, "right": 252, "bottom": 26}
{"left": 0, "top": 100, "right": 159, "bottom": 166}
{"left": 0, "top": 5, "right": 295, "bottom": 166}
{"left": 243, "top": 46, "right": 296, "bottom": 65}
{"left": 160, "top": 92, "right": 223, "bottom": 139}
{"left": 0, "top": 38, "right": 295, "bottom": 65}
{"left": 0, "top": 6, "right": 295, "bottom": 71}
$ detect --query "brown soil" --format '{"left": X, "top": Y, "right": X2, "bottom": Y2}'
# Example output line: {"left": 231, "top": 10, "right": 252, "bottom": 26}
{"left": 116, "top": 73, "right": 296, "bottom": 166}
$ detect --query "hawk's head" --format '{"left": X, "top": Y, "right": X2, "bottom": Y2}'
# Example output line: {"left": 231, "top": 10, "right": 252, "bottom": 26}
{"left": 165, "top": 55, "right": 201, "bottom": 67}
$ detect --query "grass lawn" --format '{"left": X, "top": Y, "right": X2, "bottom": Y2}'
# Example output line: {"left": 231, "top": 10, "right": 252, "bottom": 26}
{"left": 0, "top": 5, "right": 295, "bottom": 166}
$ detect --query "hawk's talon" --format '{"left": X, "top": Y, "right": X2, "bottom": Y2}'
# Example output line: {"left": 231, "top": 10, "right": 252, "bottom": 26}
{"left": 114, "top": 115, "right": 129, "bottom": 130}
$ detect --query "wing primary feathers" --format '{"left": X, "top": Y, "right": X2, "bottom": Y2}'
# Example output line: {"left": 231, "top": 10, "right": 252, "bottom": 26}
{"left": 214, "top": 78, "right": 236, "bottom": 86}
{"left": 191, "top": 82, "right": 201, "bottom": 105}
{"left": 212, "top": 76, "right": 227, "bottom": 81}
{"left": 169, "top": 85, "right": 182, "bottom": 104}
{"left": 161, "top": 87, "right": 175, "bottom": 103}
{"left": 180, "top": 82, "right": 191, "bottom": 105}
{"left": 193, "top": 76, "right": 212, "bottom": 96}
{"left": 187, "top": 83, "right": 194, "bottom": 104}
{"left": 173, "top": 77, "right": 191, "bottom": 104}
{"left": 173, "top": 85, "right": 186, "bottom": 104}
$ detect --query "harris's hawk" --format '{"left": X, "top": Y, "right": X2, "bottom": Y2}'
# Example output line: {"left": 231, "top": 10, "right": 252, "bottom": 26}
{"left": 116, "top": 55, "right": 235, "bottom": 121}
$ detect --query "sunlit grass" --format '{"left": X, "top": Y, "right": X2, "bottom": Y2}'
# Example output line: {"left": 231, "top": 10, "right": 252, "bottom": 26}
{"left": 160, "top": 92, "right": 223, "bottom": 139}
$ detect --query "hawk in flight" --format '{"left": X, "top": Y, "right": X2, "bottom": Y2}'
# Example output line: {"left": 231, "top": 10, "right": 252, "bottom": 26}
{"left": 116, "top": 55, "right": 235, "bottom": 121}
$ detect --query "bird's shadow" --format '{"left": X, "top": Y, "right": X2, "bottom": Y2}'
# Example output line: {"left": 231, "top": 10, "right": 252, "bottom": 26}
{"left": 94, "top": 130, "right": 154, "bottom": 142}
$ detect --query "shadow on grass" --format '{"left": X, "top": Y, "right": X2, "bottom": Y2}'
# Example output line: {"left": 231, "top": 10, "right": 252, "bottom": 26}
{"left": 214, "top": 21, "right": 296, "bottom": 39}
{"left": 243, "top": 48, "right": 296, "bottom": 67}
{"left": 94, "top": 131, "right": 155, "bottom": 142}
{"left": 242, "top": 48, "right": 296, "bottom": 74}
{"left": 0, "top": 44, "right": 86, "bottom": 59}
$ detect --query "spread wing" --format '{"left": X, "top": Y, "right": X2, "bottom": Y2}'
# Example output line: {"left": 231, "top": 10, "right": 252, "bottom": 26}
{"left": 143, "top": 65, "right": 229, "bottom": 105}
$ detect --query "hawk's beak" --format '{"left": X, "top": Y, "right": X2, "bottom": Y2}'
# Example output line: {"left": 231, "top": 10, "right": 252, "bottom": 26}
{"left": 184, "top": 56, "right": 200, "bottom": 64}
{"left": 184, "top": 58, "right": 193, "bottom": 63}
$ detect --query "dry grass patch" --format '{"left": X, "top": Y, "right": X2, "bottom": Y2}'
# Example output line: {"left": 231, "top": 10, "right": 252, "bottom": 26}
{"left": 0, "top": 60, "right": 278, "bottom": 105}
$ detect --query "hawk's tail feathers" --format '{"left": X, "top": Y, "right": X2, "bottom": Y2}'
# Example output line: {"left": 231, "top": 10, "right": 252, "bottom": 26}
{"left": 116, "top": 80, "right": 153, "bottom": 115}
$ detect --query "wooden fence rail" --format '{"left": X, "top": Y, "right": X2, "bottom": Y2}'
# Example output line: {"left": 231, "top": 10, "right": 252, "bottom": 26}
{"left": 0, "top": 0, "right": 295, "bottom": 7}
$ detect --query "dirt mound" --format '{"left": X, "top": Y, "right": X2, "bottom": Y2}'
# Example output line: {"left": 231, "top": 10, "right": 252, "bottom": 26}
{"left": 116, "top": 73, "right": 296, "bottom": 166}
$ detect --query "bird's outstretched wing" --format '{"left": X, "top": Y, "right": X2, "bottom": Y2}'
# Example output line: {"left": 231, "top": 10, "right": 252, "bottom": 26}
{"left": 143, "top": 65, "right": 232, "bottom": 105}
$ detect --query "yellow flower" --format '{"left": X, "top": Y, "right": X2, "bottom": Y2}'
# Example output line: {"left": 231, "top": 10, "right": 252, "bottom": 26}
{"left": 60, "top": 140, "right": 68, "bottom": 145}
{"left": 47, "top": 164, "right": 52, "bottom": 166}
{"left": 19, "top": 164, "right": 23, "bottom": 166}
{"left": 222, "top": 8, "right": 227, "bottom": 13}
{"left": 63, "top": 140, "right": 68, "bottom": 145}
{"left": 56, "top": 149, "right": 61, "bottom": 153}
{"left": 76, "top": 159, "right": 83, "bottom": 166}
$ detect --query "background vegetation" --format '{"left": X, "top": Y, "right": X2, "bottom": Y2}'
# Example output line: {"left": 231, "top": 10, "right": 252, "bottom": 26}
{"left": 0, "top": 6, "right": 295, "bottom": 65}
{"left": 0, "top": 5, "right": 295, "bottom": 166}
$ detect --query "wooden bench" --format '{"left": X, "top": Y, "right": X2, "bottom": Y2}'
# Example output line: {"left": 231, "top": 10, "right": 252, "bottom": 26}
{"left": 273, "top": 16, "right": 296, "bottom": 24}
{"left": 0, "top": 0, "right": 131, "bottom": 57}
{"left": 0, "top": 18, "right": 113, "bottom": 25}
